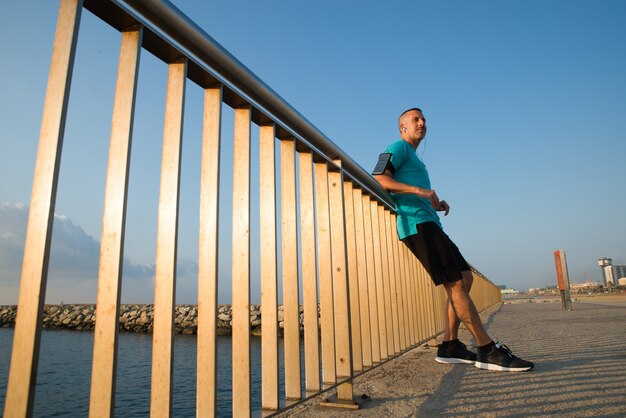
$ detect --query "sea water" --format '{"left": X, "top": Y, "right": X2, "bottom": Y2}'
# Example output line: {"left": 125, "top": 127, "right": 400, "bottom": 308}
{"left": 0, "top": 328, "right": 295, "bottom": 417}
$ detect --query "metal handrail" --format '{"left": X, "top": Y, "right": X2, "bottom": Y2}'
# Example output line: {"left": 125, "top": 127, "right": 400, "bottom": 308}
{"left": 84, "top": 0, "right": 396, "bottom": 209}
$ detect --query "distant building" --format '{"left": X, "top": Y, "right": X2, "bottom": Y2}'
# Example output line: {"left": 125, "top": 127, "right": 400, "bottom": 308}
{"left": 619, "top": 278, "right": 626, "bottom": 287}
{"left": 570, "top": 281, "right": 601, "bottom": 293}
{"left": 528, "top": 286, "right": 559, "bottom": 295}
{"left": 598, "top": 258, "right": 626, "bottom": 287}
{"left": 497, "top": 285, "right": 507, "bottom": 290}
{"left": 613, "top": 265, "right": 626, "bottom": 284}
{"left": 500, "top": 288, "right": 520, "bottom": 295}
{"left": 598, "top": 258, "right": 613, "bottom": 286}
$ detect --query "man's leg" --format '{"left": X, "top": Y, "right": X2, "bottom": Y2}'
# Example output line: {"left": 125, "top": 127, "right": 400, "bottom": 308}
{"left": 442, "top": 271, "right": 473, "bottom": 341}
{"left": 441, "top": 271, "right": 535, "bottom": 372}
{"left": 435, "top": 271, "right": 479, "bottom": 364}
{"left": 443, "top": 277, "right": 491, "bottom": 347}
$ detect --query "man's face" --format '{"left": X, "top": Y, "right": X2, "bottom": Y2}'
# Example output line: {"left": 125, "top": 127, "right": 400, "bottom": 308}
{"left": 401, "top": 110, "right": 427, "bottom": 142}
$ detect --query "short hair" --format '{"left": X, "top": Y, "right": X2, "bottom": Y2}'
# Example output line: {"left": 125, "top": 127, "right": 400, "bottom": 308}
{"left": 398, "top": 107, "right": 423, "bottom": 131}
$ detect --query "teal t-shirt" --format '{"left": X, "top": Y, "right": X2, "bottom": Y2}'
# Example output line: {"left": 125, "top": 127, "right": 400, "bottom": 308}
{"left": 384, "top": 139, "right": 442, "bottom": 239}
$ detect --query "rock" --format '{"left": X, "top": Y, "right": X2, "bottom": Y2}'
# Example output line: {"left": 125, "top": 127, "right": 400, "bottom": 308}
{"left": 1, "top": 303, "right": 319, "bottom": 336}
{"left": 136, "top": 312, "right": 149, "bottom": 326}
{"left": 182, "top": 325, "right": 197, "bottom": 334}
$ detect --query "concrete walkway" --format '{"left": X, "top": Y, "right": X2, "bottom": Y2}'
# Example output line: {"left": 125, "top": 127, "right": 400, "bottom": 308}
{"left": 276, "top": 295, "right": 626, "bottom": 417}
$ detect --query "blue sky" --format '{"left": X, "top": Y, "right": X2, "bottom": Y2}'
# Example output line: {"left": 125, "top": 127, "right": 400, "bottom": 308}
{"left": 1, "top": 0, "right": 625, "bottom": 304}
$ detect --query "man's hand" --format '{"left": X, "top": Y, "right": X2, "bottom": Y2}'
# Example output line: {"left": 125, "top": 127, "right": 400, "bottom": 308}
{"left": 419, "top": 189, "right": 449, "bottom": 216}
{"left": 437, "top": 200, "right": 450, "bottom": 216}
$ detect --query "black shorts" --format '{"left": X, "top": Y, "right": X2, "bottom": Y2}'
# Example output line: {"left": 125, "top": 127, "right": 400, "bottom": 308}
{"left": 401, "top": 222, "right": 470, "bottom": 286}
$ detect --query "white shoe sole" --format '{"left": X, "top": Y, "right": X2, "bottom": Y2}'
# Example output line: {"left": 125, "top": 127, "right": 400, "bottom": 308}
{"left": 475, "top": 361, "right": 533, "bottom": 371}
{"left": 435, "top": 356, "right": 476, "bottom": 364}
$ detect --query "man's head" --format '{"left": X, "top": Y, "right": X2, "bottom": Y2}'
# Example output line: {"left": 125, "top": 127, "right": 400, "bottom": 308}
{"left": 398, "top": 107, "right": 427, "bottom": 147}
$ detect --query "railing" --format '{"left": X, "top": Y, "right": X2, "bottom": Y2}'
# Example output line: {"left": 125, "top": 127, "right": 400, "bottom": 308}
{"left": 3, "top": 0, "right": 502, "bottom": 417}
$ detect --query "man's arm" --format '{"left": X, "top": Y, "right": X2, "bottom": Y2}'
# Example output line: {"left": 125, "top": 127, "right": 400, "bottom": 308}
{"left": 374, "top": 170, "right": 450, "bottom": 216}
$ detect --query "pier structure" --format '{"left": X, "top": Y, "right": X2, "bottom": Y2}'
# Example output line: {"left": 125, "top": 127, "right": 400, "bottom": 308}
{"left": 2, "top": 1, "right": 501, "bottom": 417}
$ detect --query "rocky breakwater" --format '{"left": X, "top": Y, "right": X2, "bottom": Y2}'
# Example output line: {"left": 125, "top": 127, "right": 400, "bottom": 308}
{"left": 0, "top": 304, "right": 311, "bottom": 336}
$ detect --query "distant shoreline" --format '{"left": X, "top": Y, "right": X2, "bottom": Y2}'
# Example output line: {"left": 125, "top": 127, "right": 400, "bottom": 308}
{"left": 0, "top": 303, "right": 308, "bottom": 336}
{"left": 2, "top": 293, "right": 623, "bottom": 334}
{"left": 502, "top": 292, "right": 626, "bottom": 304}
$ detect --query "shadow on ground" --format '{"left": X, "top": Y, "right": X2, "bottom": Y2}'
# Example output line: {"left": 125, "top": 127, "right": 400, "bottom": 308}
{"left": 415, "top": 302, "right": 626, "bottom": 417}
{"left": 277, "top": 301, "right": 626, "bottom": 417}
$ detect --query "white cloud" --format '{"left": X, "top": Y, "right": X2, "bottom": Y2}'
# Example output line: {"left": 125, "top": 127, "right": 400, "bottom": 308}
{"left": 0, "top": 202, "right": 202, "bottom": 305}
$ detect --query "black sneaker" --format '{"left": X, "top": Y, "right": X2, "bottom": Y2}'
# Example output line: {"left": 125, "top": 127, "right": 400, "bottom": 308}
{"left": 435, "top": 339, "right": 477, "bottom": 364}
{"left": 476, "top": 342, "right": 534, "bottom": 372}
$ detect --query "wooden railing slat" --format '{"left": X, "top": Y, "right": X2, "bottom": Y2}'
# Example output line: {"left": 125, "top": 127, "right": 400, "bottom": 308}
{"left": 280, "top": 139, "right": 301, "bottom": 399}
{"left": 89, "top": 27, "right": 143, "bottom": 418}
{"left": 362, "top": 196, "right": 381, "bottom": 364}
{"left": 352, "top": 188, "right": 372, "bottom": 368}
{"left": 232, "top": 106, "right": 252, "bottom": 417}
{"left": 4, "top": 2, "right": 83, "bottom": 416}
{"left": 260, "top": 124, "right": 279, "bottom": 410}
{"left": 328, "top": 166, "right": 353, "bottom": 401}
{"left": 314, "top": 162, "right": 336, "bottom": 386}
{"left": 298, "top": 151, "right": 321, "bottom": 393}
{"left": 151, "top": 60, "right": 187, "bottom": 418}
{"left": 197, "top": 86, "right": 223, "bottom": 418}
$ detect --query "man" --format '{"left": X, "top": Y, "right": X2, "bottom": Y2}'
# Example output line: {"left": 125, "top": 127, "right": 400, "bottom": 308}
{"left": 373, "top": 107, "right": 533, "bottom": 372}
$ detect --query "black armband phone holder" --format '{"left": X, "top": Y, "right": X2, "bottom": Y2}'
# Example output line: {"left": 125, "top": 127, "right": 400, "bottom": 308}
{"left": 372, "top": 152, "right": 393, "bottom": 175}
